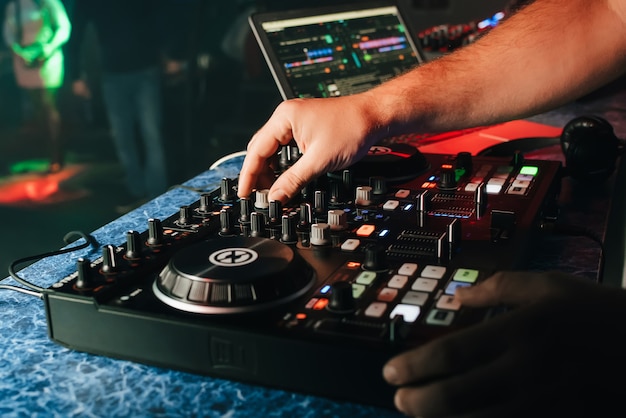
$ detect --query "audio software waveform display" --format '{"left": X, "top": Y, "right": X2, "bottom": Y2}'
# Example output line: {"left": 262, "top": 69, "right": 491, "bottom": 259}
{"left": 261, "top": 7, "right": 420, "bottom": 98}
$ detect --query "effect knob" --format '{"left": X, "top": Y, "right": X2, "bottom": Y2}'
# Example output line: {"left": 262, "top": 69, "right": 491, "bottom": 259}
{"left": 327, "top": 209, "right": 347, "bottom": 231}
{"left": 310, "top": 223, "right": 331, "bottom": 246}
{"left": 178, "top": 205, "right": 192, "bottom": 225}
{"left": 369, "top": 176, "right": 387, "bottom": 195}
{"left": 255, "top": 189, "right": 270, "bottom": 210}
{"left": 280, "top": 214, "right": 298, "bottom": 244}
{"left": 219, "top": 207, "right": 234, "bottom": 236}
{"left": 269, "top": 200, "right": 282, "bottom": 224}
{"left": 100, "top": 244, "right": 118, "bottom": 275}
{"left": 147, "top": 218, "right": 163, "bottom": 246}
{"left": 75, "top": 257, "right": 93, "bottom": 289}
{"left": 198, "top": 193, "right": 212, "bottom": 213}
{"left": 219, "top": 178, "right": 236, "bottom": 202}
{"left": 239, "top": 197, "right": 252, "bottom": 223}
{"left": 363, "top": 244, "right": 388, "bottom": 271}
{"left": 250, "top": 212, "right": 266, "bottom": 238}
{"left": 327, "top": 281, "right": 356, "bottom": 313}
{"left": 355, "top": 186, "right": 373, "bottom": 206}
{"left": 125, "top": 230, "right": 143, "bottom": 260}
{"left": 438, "top": 167, "right": 457, "bottom": 190}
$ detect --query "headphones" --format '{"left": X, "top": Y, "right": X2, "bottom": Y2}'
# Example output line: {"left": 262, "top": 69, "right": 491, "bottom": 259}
{"left": 479, "top": 115, "right": 624, "bottom": 182}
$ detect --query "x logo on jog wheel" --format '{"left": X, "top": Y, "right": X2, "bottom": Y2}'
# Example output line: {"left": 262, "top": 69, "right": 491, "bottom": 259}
{"left": 209, "top": 248, "right": 258, "bottom": 267}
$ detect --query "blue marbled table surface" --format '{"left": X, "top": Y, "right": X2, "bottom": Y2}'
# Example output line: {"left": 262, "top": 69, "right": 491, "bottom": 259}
{"left": 0, "top": 156, "right": 404, "bottom": 418}
{"left": 2, "top": 84, "right": 626, "bottom": 417}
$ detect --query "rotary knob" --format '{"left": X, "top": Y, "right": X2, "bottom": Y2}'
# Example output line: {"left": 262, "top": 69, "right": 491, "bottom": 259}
{"left": 255, "top": 189, "right": 270, "bottom": 210}
{"left": 327, "top": 281, "right": 356, "bottom": 313}
{"left": 355, "top": 186, "right": 373, "bottom": 206}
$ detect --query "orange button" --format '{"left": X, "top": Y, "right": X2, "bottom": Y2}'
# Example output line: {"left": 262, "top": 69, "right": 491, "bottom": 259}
{"left": 356, "top": 224, "right": 376, "bottom": 237}
{"left": 312, "top": 298, "right": 329, "bottom": 310}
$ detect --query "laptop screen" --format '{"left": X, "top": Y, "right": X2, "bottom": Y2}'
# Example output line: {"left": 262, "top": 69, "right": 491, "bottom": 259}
{"left": 249, "top": 2, "right": 425, "bottom": 99}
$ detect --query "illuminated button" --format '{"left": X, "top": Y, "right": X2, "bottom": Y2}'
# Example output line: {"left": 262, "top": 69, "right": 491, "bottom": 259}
{"left": 378, "top": 287, "right": 398, "bottom": 302}
{"left": 296, "top": 313, "right": 307, "bottom": 320}
{"left": 486, "top": 183, "right": 502, "bottom": 194}
{"left": 519, "top": 166, "right": 539, "bottom": 176}
{"left": 516, "top": 174, "right": 534, "bottom": 182}
{"left": 364, "top": 302, "right": 387, "bottom": 318}
{"left": 383, "top": 200, "right": 400, "bottom": 211}
{"left": 305, "top": 298, "right": 319, "bottom": 309}
{"left": 352, "top": 283, "right": 366, "bottom": 299}
{"left": 388, "top": 274, "right": 409, "bottom": 289}
{"left": 426, "top": 309, "right": 455, "bottom": 326}
{"left": 421, "top": 265, "right": 446, "bottom": 279}
{"left": 346, "top": 261, "right": 361, "bottom": 269}
{"left": 398, "top": 263, "right": 418, "bottom": 276}
{"left": 464, "top": 183, "right": 479, "bottom": 192}
{"left": 312, "top": 298, "right": 329, "bottom": 310}
{"left": 401, "top": 291, "right": 429, "bottom": 306}
{"left": 356, "top": 224, "right": 376, "bottom": 237}
{"left": 395, "top": 189, "right": 410, "bottom": 198}
{"left": 453, "top": 268, "right": 479, "bottom": 283}
{"left": 411, "top": 277, "right": 438, "bottom": 292}
{"left": 341, "top": 239, "right": 360, "bottom": 251}
{"left": 488, "top": 178, "right": 505, "bottom": 186}
{"left": 389, "top": 304, "right": 421, "bottom": 323}
{"left": 436, "top": 295, "right": 461, "bottom": 310}
{"left": 444, "top": 281, "right": 472, "bottom": 295}
{"left": 356, "top": 271, "right": 377, "bottom": 285}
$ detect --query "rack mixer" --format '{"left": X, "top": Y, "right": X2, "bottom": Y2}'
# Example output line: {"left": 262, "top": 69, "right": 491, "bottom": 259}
{"left": 43, "top": 146, "right": 562, "bottom": 409}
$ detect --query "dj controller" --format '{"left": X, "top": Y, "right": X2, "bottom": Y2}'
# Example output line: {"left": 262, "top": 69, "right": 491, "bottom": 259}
{"left": 43, "top": 145, "right": 562, "bottom": 409}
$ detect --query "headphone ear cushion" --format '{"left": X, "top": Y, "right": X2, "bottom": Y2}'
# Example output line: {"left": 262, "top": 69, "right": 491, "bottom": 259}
{"left": 560, "top": 116, "right": 619, "bottom": 181}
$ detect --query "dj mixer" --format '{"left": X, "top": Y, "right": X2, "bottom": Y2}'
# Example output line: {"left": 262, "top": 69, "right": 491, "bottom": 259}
{"left": 43, "top": 145, "right": 562, "bottom": 409}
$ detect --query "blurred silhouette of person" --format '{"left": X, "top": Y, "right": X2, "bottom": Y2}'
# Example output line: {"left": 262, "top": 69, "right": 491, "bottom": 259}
{"left": 2, "top": 0, "right": 71, "bottom": 173}
{"left": 67, "top": 0, "right": 178, "bottom": 211}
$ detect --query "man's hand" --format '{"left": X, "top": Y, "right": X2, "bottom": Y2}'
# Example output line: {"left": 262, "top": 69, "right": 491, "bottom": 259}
{"left": 237, "top": 92, "right": 384, "bottom": 203}
{"left": 383, "top": 271, "right": 626, "bottom": 417}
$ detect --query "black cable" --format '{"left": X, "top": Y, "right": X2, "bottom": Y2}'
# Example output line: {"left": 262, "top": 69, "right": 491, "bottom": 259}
{"left": 2, "top": 231, "right": 98, "bottom": 298}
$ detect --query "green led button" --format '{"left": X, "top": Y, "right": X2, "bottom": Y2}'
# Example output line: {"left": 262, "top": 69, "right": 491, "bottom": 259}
{"left": 519, "top": 166, "right": 539, "bottom": 176}
{"left": 453, "top": 268, "right": 479, "bottom": 283}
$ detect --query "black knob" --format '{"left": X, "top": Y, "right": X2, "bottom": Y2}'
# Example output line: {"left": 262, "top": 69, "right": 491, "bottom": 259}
{"left": 511, "top": 150, "right": 524, "bottom": 168}
{"left": 314, "top": 190, "right": 327, "bottom": 215}
{"left": 219, "top": 178, "right": 236, "bottom": 202}
{"left": 75, "top": 257, "right": 93, "bottom": 289}
{"left": 125, "top": 230, "right": 143, "bottom": 260}
{"left": 220, "top": 207, "right": 234, "bottom": 236}
{"left": 280, "top": 214, "right": 298, "bottom": 244}
{"left": 178, "top": 205, "right": 192, "bottom": 225}
{"left": 269, "top": 200, "right": 282, "bottom": 223}
{"left": 198, "top": 193, "right": 212, "bottom": 213}
{"left": 363, "top": 244, "right": 388, "bottom": 271}
{"left": 239, "top": 197, "right": 252, "bottom": 223}
{"left": 101, "top": 244, "right": 118, "bottom": 275}
{"left": 369, "top": 176, "right": 387, "bottom": 195}
{"left": 342, "top": 169, "right": 353, "bottom": 191}
{"left": 456, "top": 151, "right": 473, "bottom": 175}
{"left": 327, "top": 281, "right": 356, "bottom": 313}
{"left": 299, "top": 203, "right": 312, "bottom": 229}
{"left": 250, "top": 212, "right": 266, "bottom": 238}
{"left": 279, "top": 145, "right": 300, "bottom": 170}
{"left": 147, "top": 218, "right": 163, "bottom": 246}
{"left": 438, "top": 167, "right": 457, "bottom": 190}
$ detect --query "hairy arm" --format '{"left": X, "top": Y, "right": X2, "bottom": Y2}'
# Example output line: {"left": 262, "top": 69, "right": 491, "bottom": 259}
{"left": 370, "top": 0, "right": 626, "bottom": 135}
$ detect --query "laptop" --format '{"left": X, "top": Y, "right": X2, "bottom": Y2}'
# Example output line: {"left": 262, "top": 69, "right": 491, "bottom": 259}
{"left": 249, "top": 1, "right": 563, "bottom": 156}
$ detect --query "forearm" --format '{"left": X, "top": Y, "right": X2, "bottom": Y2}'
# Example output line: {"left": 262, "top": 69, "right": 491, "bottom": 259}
{"left": 367, "top": 0, "right": 626, "bottom": 135}
{"left": 42, "top": 0, "right": 71, "bottom": 55}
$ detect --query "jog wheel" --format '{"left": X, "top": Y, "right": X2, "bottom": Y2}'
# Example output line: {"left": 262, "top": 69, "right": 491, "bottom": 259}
{"left": 154, "top": 236, "right": 316, "bottom": 314}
